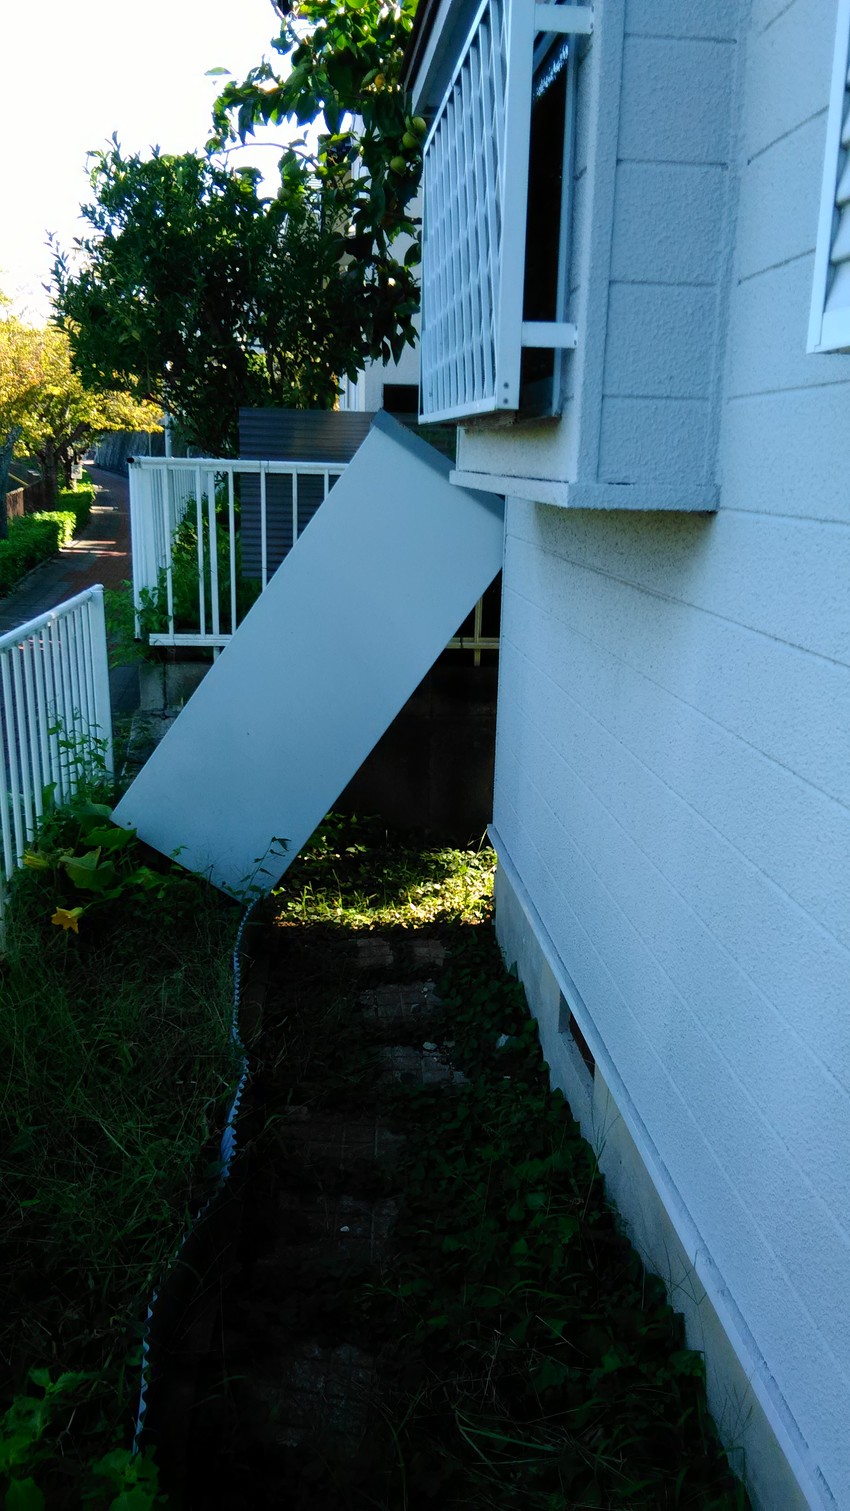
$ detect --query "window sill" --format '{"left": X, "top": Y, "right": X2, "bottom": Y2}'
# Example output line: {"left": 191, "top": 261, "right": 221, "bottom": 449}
{"left": 451, "top": 470, "right": 718, "bottom": 513}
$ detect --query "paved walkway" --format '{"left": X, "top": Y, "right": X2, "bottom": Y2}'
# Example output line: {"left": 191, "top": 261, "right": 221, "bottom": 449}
{"left": 0, "top": 469, "right": 140, "bottom": 713}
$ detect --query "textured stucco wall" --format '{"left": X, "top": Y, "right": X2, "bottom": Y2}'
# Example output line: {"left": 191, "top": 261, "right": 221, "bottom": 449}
{"left": 489, "top": 0, "right": 850, "bottom": 1506}
{"left": 458, "top": 0, "right": 739, "bottom": 508}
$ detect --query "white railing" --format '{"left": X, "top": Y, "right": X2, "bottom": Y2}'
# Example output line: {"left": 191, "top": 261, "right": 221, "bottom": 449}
{"left": 0, "top": 586, "right": 113, "bottom": 883}
{"left": 128, "top": 455, "right": 499, "bottom": 660}
{"left": 129, "top": 456, "right": 346, "bottom": 649}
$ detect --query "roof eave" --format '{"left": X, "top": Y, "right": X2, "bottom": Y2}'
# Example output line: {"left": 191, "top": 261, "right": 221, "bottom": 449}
{"left": 403, "top": 0, "right": 481, "bottom": 113}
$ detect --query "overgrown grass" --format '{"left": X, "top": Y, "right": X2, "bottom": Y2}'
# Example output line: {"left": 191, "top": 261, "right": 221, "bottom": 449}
{"left": 196, "top": 817, "right": 747, "bottom": 1509}
{"left": 375, "top": 931, "right": 748, "bottom": 1509}
{"left": 273, "top": 812, "right": 495, "bottom": 929}
{"left": 0, "top": 793, "right": 241, "bottom": 1504}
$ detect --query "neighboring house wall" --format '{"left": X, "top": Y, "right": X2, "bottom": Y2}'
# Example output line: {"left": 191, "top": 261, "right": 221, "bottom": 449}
{"left": 338, "top": 337, "right": 421, "bottom": 412}
{"left": 411, "top": 0, "right": 850, "bottom": 1506}
{"left": 339, "top": 192, "right": 422, "bottom": 414}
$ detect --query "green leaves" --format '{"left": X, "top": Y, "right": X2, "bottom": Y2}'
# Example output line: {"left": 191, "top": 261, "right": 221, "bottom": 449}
{"left": 207, "top": 0, "right": 422, "bottom": 374}
{"left": 53, "top": 144, "right": 365, "bottom": 454}
{"left": 82, "top": 825, "right": 135, "bottom": 853}
{"left": 5, "top": 1478, "right": 45, "bottom": 1510}
{"left": 60, "top": 848, "right": 118, "bottom": 893}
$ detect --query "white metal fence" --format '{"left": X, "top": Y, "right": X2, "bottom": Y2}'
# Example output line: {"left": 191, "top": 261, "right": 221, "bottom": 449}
{"left": 128, "top": 456, "right": 499, "bottom": 660}
{"left": 129, "top": 457, "right": 346, "bottom": 650}
{"left": 0, "top": 586, "right": 113, "bottom": 883}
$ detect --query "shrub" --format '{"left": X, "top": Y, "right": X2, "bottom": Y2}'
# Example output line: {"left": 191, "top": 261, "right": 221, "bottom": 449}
{"left": 30, "top": 508, "right": 77, "bottom": 545}
{"left": 56, "top": 478, "right": 95, "bottom": 532}
{"left": 0, "top": 475, "right": 96, "bottom": 596}
{"left": 0, "top": 515, "right": 66, "bottom": 595}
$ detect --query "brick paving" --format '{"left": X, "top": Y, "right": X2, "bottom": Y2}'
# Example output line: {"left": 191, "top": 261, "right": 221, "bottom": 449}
{"left": 186, "top": 932, "right": 467, "bottom": 1489}
{"left": 0, "top": 469, "right": 140, "bottom": 714}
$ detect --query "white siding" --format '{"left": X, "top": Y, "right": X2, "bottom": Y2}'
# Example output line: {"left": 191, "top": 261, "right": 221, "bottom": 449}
{"left": 492, "top": 0, "right": 850, "bottom": 1504}
{"left": 458, "top": 0, "right": 738, "bottom": 507}
{"left": 596, "top": 20, "right": 735, "bottom": 494}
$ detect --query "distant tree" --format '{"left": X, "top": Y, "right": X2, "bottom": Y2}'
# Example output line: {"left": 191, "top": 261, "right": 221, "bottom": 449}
{"left": 209, "top": 0, "right": 424, "bottom": 369}
{"left": 0, "top": 304, "right": 49, "bottom": 536}
{"left": 52, "top": 143, "right": 384, "bottom": 455}
{"left": 0, "top": 306, "right": 158, "bottom": 529}
{"left": 15, "top": 326, "right": 161, "bottom": 501}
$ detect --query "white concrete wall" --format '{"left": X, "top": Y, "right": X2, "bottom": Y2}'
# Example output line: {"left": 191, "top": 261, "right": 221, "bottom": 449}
{"left": 338, "top": 337, "right": 421, "bottom": 413}
{"left": 489, "top": 0, "right": 850, "bottom": 1505}
{"left": 494, "top": 861, "right": 812, "bottom": 1511}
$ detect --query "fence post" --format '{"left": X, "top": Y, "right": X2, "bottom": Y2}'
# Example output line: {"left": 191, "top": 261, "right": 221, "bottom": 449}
{"left": 88, "top": 587, "right": 114, "bottom": 781}
{"left": 129, "top": 459, "right": 156, "bottom": 633}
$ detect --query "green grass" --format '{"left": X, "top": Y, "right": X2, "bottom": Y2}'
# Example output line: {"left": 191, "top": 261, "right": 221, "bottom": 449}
{"left": 0, "top": 791, "right": 241, "bottom": 1505}
{"left": 273, "top": 812, "right": 495, "bottom": 929}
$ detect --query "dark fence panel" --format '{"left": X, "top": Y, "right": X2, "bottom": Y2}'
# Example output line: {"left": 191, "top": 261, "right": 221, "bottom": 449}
{"left": 5, "top": 478, "right": 49, "bottom": 525}
{"left": 238, "top": 409, "right": 375, "bottom": 579}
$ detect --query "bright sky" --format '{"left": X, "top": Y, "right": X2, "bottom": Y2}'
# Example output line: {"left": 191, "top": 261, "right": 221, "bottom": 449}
{"left": 1, "top": 0, "right": 293, "bottom": 324}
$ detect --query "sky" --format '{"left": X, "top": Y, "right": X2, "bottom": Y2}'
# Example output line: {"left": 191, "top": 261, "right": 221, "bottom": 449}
{"left": 1, "top": 0, "right": 294, "bottom": 323}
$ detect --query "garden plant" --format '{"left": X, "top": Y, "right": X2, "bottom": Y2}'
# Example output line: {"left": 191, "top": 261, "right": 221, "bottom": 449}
{"left": 184, "top": 816, "right": 748, "bottom": 1510}
{"left": 0, "top": 756, "right": 243, "bottom": 1506}
{"left": 0, "top": 474, "right": 97, "bottom": 597}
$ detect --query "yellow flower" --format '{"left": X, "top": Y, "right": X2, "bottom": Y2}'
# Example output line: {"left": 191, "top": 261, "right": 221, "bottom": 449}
{"left": 51, "top": 906, "right": 84, "bottom": 933}
{"left": 23, "top": 851, "right": 51, "bottom": 870}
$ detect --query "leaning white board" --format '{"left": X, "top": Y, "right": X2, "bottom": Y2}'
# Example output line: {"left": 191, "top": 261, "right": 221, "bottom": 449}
{"left": 114, "top": 413, "right": 505, "bottom": 896}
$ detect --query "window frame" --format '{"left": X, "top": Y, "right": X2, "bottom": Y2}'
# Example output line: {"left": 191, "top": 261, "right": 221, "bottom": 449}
{"left": 808, "top": 0, "right": 850, "bottom": 354}
{"left": 418, "top": 0, "right": 591, "bottom": 423}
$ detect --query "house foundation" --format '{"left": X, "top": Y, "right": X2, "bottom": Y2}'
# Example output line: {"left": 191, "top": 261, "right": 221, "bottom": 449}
{"left": 493, "top": 855, "right": 817, "bottom": 1511}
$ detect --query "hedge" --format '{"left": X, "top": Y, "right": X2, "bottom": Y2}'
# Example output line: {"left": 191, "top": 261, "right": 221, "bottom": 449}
{"left": 0, "top": 517, "right": 66, "bottom": 596}
{"left": 56, "top": 479, "right": 95, "bottom": 534}
{"left": 0, "top": 475, "right": 96, "bottom": 597}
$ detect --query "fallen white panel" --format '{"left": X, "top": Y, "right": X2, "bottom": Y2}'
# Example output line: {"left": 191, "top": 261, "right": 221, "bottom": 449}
{"left": 114, "top": 413, "right": 504, "bottom": 896}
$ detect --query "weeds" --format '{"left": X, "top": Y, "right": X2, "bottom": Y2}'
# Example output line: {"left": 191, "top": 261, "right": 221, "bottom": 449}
{"left": 0, "top": 786, "right": 240, "bottom": 1504}
{"left": 274, "top": 812, "right": 495, "bottom": 929}
{"left": 372, "top": 929, "right": 746, "bottom": 1508}
{"left": 192, "top": 816, "right": 746, "bottom": 1509}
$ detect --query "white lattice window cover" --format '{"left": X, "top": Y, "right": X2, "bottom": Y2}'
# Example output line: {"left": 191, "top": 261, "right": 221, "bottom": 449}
{"left": 419, "top": 0, "right": 588, "bottom": 422}
{"left": 809, "top": 0, "right": 850, "bottom": 352}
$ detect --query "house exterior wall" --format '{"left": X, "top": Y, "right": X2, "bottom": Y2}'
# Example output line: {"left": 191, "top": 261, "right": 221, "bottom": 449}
{"left": 454, "top": 0, "right": 738, "bottom": 509}
{"left": 474, "top": 0, "right": 850, "bottom": 1506}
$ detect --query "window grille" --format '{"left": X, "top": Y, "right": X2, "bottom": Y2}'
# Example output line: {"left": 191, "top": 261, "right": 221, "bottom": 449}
{"left": 809, "top": 0, "right": 850, "bottom": 352}
{"left": 419, "top": 0, "right": 591, "bottom": 422}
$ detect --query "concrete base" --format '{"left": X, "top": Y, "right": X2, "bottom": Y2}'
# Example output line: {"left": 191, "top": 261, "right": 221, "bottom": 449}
{"left": 138, "top": 660, "right": 211, "bottom": 714}
{"left": 493, "top": 859, "right": 813, "bottom": 1511}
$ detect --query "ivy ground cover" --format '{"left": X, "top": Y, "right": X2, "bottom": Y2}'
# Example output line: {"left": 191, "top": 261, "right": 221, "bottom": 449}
{"left": 185, "top": 816, "right": 748, "bottom": 1510}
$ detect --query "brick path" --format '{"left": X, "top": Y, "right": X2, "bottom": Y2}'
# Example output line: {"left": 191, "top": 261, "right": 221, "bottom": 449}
{"left": 184, "top": 935, "right": 457, "bottom": 1493}
{"left": 0, "top": 469, "right": 140, "bottom": 713}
